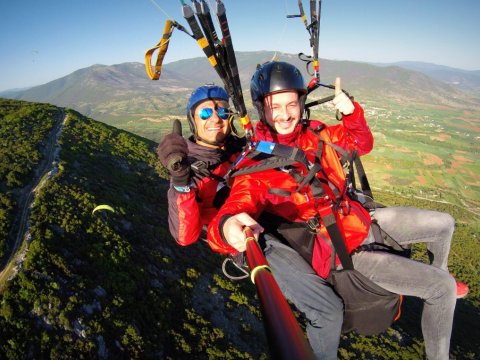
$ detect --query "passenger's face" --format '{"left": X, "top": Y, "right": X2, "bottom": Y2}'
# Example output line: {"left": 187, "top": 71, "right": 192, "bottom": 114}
{"left": 193, "top": 99, "right": 230, "bottom": 147}
{"left": 263, "top": 91, "right": 301, "bottom": 135}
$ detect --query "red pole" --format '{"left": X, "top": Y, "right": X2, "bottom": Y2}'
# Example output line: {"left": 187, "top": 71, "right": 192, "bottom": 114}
{"left": 243, "top": 228, "right": 315, "bottom": 360}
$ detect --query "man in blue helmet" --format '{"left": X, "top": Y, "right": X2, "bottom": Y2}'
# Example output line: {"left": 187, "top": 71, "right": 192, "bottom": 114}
{"left": 157, "top": 84, "right": 245, "bottom": 245}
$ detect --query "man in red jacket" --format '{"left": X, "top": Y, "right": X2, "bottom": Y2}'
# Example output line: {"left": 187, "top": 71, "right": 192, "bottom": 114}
{"left": 157, "top": 84, "right": 244, "bottom": 245}
{"left": 207, "top": 61, "right": 460, "bottom": 360}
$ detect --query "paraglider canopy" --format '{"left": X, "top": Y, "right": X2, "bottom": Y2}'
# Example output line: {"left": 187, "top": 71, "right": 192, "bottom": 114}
{"left": 92, "top": 204, "right": 115, "bottom": 215}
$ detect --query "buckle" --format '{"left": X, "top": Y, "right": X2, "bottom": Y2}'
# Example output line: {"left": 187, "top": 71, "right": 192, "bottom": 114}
{"left": 191, "top": 160, "right": 208, "bottom": 172}
{"left": 306, "top": 216, "right": 320, "bottom": 232}
{"left": 337, "top": 199, "right": 351, "bottom": 216}
{"left": 191, "top": 160, "right": 215, "bottom": 179}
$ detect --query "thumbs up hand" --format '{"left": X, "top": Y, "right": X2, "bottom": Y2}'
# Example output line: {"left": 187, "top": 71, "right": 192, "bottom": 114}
{"left": 333, "top": 77, "right": 354, "bottom": 115}
{"left": 157, "top": 120, "right": 190, "bottom": 187}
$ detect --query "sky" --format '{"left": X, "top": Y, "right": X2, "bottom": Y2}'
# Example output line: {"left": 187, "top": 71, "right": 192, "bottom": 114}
{"left": 0, "top": 0, "right": 479, "bottom": 92}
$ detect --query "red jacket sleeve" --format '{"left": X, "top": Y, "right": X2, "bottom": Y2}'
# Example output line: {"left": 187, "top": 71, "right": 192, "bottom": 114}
{"left": 326, "top": 101, "right": 373, "bottom": 155}
{"left": 167, "top": 186, "right": 202, "bottom": 246}
{"left": 207, "top": 176, "right": 266, "bottom": 254}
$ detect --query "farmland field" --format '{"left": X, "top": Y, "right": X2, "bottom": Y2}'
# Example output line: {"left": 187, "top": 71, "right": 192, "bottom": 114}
{"left": 310, "top": 96, "right": 480, "bottom": 217}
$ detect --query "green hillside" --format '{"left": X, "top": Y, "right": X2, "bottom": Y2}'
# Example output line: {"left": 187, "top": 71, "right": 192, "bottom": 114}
{"left": 0, "top": 99, "right": 61, "bottom": 260}
{"left": 0, "top": 99, "right": 478, "bottom": 359}
{"left": 0, "top": 100, "right": 268, "bottom": 359}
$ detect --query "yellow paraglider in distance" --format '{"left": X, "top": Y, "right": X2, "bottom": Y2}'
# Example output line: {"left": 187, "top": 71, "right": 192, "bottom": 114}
{"left": 92, "top": 204, "right": 115, "bottom": 215}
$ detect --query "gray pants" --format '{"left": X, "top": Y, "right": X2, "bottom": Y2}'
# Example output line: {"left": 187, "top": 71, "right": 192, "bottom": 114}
{"left": 264, "top": 207, "right": 457, "bottom": 360}
{"left": 264, "top": 237, "right": 343, "bottom": 360}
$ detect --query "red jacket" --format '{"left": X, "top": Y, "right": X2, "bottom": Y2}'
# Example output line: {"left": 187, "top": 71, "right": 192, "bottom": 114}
{"left": 207, "top": 102, "right": 374, "bottom": 278}
{"left": 167, "top": 137, "right": 244, "bottom": 245}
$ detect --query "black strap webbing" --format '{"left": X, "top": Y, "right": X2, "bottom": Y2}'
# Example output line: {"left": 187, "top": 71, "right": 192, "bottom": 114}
{"left": 352, "top": 151, "right": 373, "bottom": 199}
{"left": 321, "top": 212, "right": 354, "bottom": 270}
{"left": 231, "top": 142, "right": 311, "bottom": 178}
{"left": 230, "top": 157, "right": 299, "bottom": 177}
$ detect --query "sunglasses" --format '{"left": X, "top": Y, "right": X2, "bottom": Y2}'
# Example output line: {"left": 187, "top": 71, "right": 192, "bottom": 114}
{"left": 198, "top": 107, "right": 230, "bottom": 120}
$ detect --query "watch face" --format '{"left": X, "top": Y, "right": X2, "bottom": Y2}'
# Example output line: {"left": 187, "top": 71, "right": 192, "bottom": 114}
{"left": 173, "top": 185, "right": 191, "bottom": 193}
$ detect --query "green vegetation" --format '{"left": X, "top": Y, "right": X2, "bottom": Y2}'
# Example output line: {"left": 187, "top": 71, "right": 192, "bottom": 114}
{"left": 0, "top": 100, "right": 267, "bottom": 359}
{"left": 0, "top": 99, "right": 478, "bottom": 359}
{"left": 0, "top": 99, "right": 60, "bottom": 259}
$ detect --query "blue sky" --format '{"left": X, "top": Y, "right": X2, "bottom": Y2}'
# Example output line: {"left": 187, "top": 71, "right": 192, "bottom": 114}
{"left": 0, "top": 0, "right": 479, "bottom": 92}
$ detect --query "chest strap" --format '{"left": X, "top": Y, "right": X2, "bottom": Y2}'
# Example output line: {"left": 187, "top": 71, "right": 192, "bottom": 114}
{"left": 230, "top": 140, "right": 310, "bottom": 178}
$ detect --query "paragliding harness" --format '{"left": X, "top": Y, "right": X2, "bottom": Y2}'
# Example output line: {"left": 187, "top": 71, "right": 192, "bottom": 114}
{"left": 227, "top": 123, "right": 406, "bottom": 335}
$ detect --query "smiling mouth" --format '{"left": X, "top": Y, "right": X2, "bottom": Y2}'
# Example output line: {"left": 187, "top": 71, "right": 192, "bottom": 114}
{"left": 276, "top": 119, "right": 294, "bottom": 126}
{"left": 207, "top": 126, "right": 223, "bottom": 131}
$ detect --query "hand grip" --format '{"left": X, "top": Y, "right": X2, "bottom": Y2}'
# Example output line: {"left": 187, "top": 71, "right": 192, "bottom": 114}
{"left": 166, "top": 119, "right": 185, "bottom": 172}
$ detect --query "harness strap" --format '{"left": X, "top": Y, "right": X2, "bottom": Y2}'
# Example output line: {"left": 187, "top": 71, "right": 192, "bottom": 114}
{"left": 317, "top": 205, "right": 354, "bottom": 270}
{"left": 268, "top": 188, "right": 293, "bottom": 197}
{"left": 352, "top": 150, "right": 373, "bottom": 199}
{"left": 190, "top": 160, "right": 225, "bottom": 182}
{"left": 255, "top": 141, "right": 309, "bottom": 164}
{"left": 310, "top": 178, "right": 326, "bottom": 198}
{"left": 325, "top": 141, "right": 351, "bottom": 170}
{"left": 231, "top": 157, "right": 299, "bottom": 177}
{"left": 296, "top": 141, "right": 323, "bottom": 191}
{"left": 310, "top": 127, "right": 377, "bottom": 206}
{"left": 296, "top": 162, "right": 321, "bottom": 191}
{"left": 230, "top": 141, "right": 310, "bottom": 178}
{"left": 145, "top": 20, "right": 175, "bottom": 80}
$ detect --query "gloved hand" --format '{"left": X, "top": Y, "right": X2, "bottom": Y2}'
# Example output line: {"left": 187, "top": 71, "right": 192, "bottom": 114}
{"left": 157, "top": 122, "right": 190, "bottom": 186}
{"left": 333, "top": 91, "right": 354, "bottom": 115}
{"left": 333, "top": 77, "right": 354, "bottom": 116}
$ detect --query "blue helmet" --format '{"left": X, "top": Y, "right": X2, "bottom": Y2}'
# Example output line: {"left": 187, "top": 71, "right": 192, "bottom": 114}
{"left": 186, "top": 85, "right": 229, "bottom": 114}
{"left": 186, "top": 84, "right": 231, "bottom": 145}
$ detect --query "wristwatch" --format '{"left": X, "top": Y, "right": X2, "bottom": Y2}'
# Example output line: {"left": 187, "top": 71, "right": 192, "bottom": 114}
{"left": 173, "top": 185, "right": 191, "bottom": 193}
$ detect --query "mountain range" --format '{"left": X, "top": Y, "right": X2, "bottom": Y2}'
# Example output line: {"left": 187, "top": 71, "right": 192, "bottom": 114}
{"left": 3, "top": 51, "right": 479, "bottom": 140}
{"left": 374, "top": 61, "right": 480, "bottom": 92}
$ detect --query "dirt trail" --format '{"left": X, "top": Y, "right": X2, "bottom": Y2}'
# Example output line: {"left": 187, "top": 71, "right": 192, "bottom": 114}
{"left": 0, "top": 110, "right": 66, "bottom": 289}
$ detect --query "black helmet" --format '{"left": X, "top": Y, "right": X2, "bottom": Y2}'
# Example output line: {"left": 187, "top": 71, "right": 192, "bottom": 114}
{"left": 250, "top": 61, "right": 307, "bottom": 122}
